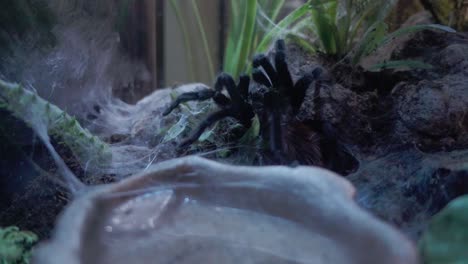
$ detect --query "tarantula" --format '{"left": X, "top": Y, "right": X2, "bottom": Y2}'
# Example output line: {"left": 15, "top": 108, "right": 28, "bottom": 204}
{"left": 163, "top": 73, "right": 254, "bottom": 148}
{"left": 163, "top": 39, "right": 357, "bottom": 174}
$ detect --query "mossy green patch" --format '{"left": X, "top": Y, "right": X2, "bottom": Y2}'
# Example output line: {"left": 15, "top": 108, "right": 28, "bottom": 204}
{"left": 419, "top": 195, "right": 468, "bottom": 264}
{"left": 0, "top": 226, "right": 37, "bottom": 264}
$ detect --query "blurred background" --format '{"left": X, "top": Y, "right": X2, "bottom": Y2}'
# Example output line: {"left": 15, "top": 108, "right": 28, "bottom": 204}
{"left": 0, "top": 0, "right": 311, "bottom": 106}
{"left": 0, "top": 0, "right": 467, "bottom": 107}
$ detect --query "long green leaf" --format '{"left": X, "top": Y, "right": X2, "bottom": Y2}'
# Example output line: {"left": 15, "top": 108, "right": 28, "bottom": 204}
{"left": 378, "top": 24, "right": 456, "bottom": 47}
{"left": 233, "top": 0, "right": 257, "bottom": 78}
{"left": 256, "top": 1, "right": 312, "bottom": 54}
{"left": 367, "top": 60, "right": 434, "bottom": 72}
{"left": 269, "top": 0, "right": 286, "bottom": 22}
{"left": 309, "top": 0, "right": 339, "bottom": 54}
{"left": 286, "top": 33, "right": 317, "bottom": 53}
{"left": 239, "top": 115, "right": 260, "bottom": 144}
{"left": 224, "top": 0, "right": 257, "bottom": 78}
{"left": 191, "top": 0, "right": 215, "bottom": 81}
{"left": 336, "top": 0, "right": 352, "bottom": 54}
{"left": 351, "top": 21, "right": 387, "bottom": 64}
{"left": 348, "top": 1, "right": 381, "bottom": 49}
{"left": 224, "top": 0, "right": 241, "bottom": 74}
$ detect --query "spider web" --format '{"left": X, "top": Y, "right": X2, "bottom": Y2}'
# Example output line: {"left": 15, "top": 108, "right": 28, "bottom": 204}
{"left": 0, "top": 0, "right": 179, "bottom": 236}
{"left": 0, "top": 0, "right": 280, "bottom": 240}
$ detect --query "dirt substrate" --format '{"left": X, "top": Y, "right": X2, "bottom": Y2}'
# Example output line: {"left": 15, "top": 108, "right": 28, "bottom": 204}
{"left": 305, "top": 30, "right": 468, "bottom": 239}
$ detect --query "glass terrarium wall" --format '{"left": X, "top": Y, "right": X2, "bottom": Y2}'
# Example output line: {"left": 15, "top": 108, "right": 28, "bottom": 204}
{"left": 164, "top": 0, "right": 222, "bottom": 86}
{"left": 111, "top": 0, "right": 224, "bottom": 101}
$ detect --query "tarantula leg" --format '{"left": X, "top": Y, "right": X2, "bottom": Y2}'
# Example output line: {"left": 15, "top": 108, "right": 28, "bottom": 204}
{"left": 290, "top": 74, "right": 315, "bottom": 115}
{"left": 179, "top": 108, "right": 231, "bottom": 148}
{"left": 238, "top": 74, "right": 250, "bottom": 98}
{"left": 291, "top": 67, "right": 323, "bottom": 115}
{"left": 163, "top": 89, "right": 216, "bottom": 116}
{"left": 252, "top": 68, "right": 272, "bottom": 87}
{"left": 252, "top": 54, "right": 279, "bottom": 87}
{"left": 274, "top": 39, "right": 294, "bottom": 89}
{"left": 311, "top": 67, "right": 324, "bottom": 119}
{"left": 264, "top": 91, "right": 285, "bottom": 156}
{"left": 215, "top": 73, "right": 242, "bottom": 107}
{"left": 316, "top": 121, "right": 358, "bottom": 175}
{"left": 212, "top": 93, "right": 231, "bottom": 106}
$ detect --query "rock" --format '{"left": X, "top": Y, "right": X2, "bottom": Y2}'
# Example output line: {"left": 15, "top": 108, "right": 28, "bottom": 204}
{"left": 393, "top": 73, "right": 468, "bottom": 148}
{"left": 33, "top": 156, "right": 419, "bottom": 264}
{"left": 433, "top": 44, "right": 468, "bottom": 74}
{"left": 394, "top": 80, "right": 449, "bottom": 137}
{"left": 348, "top": 148, "right": 468, "bottom": 240}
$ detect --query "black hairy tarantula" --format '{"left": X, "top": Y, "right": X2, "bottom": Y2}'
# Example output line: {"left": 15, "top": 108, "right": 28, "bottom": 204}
{"left": 163, "top": 39, "right": 357, "bottom": 174}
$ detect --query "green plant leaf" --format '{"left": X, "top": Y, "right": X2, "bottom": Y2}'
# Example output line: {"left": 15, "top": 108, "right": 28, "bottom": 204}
{"left": 233, "top": 0, "right": 258, "bottom": 79}
{"left": 378, "top": 24, "right": 456, "bottom": 47}
{"left": 335, "top": 0, "right": 352, "bottom": 53}
{"left": 162, "top": 115, "right": 188, "bottom": 143}
{"left": 224, "top": 0, "right": 242, "bottom": 75}
{"left": 258, "top": 0, "right": 285, "bottom": 24}
{"left": 224, "top": 0, "right": 257, "bottom": 79}
{"left": 198, "top": 124, "right": 217, "bottom": 142}
{"left": 286, "top": 33, "right": 317, "bottom": 54}
{"left": 367, "top": 60, "right": 434, "bottom": 72}
{"left": 309, "top": 0, "right": 338, "bottom": 54}
{"left": 347, "top": 0, "right": 394, "bottom": 52}
{"left": 351, "top": 21, "right": 388, "bottom": 64}
{"left": 239, "top": 115, "right": 260, "bottom": 145}
{"left": 255, "top": 1, "right": 312, "bottom": 54}
{"left": 269, "top": 0, "right": 286, "bottom": 22}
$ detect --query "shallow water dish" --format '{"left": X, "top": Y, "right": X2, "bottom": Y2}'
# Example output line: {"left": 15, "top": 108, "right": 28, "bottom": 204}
{"left": 33, "top": 156, "right": 418, "bottom": 264}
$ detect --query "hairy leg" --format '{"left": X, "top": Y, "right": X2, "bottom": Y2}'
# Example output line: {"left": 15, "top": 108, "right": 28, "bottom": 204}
{"left": 179, "top": 108, "right": 231, "bottom": 148}
{"left": 263, "top": 91, "right": 285, "bottom": 157}
{"left": 253, "top": 54, "right": 278, "bottom": 87}
{"left": 274, "top": 39, "right": 294, "bottom": 90}
{"left": 252, "top": 68, "right": 272, "bottom": 87}
{"left": 238, "top": 74, "right": 250, "bottom": 99}
{"left": 214, "top": 73, "right": 242, "bottom": 106}
{"left": 290, "top": 74, "right": 314, "bottom": 115}
{"left": 163, "top": 89, "right": 215, "bottom": 116}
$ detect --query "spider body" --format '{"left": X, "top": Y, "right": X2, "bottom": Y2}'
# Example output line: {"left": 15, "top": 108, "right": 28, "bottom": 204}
{"left": 163, "top": 39, "right": 357, "bottom": 174}
{"left": 251, "top": 39, "right": 323, "bottom": 163}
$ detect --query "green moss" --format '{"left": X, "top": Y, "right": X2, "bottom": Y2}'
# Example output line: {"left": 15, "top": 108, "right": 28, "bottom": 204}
{"left": 419, "top": 195, "right": 468, "bottom": 264}
{"left": 0, "top": 226, "right": 38, "bottom": 264}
